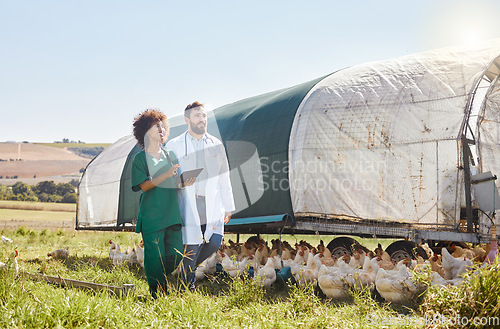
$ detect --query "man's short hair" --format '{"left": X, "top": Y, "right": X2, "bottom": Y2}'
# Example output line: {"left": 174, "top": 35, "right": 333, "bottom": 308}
{"left": 184, "top": 101, "right": 204, "bottom": 118}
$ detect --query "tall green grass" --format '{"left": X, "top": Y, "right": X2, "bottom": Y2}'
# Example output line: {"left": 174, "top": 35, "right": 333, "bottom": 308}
{"left": 421, "top": 261, "right": 500, "bottom": 328}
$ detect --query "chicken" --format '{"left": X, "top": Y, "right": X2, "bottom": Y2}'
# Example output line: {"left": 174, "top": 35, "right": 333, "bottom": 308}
{"left": 375, "top": 251, "right": 395, "bottom": 270}
{"left": 1, "top": 235, "right": 13, "bottom": 244}
{"left": 254, "top": 244, "right": 269, "bottom": 266}
{"left": 109, "top": 241, "right": 128, "bottom": 265}
{"left": 429, "top": 254, "right": 445, "bottom": 278}
{"left": 451, "top": 245, "right": 476, "bottom": 260}
{"left": 238, "top": 242, "right": 254, "bottom": 261}
{"left": 136, "top": 241, "right": 145, "bottom": 268}
{"left": 375, "top": 265, "right": 419, "bottom": 303}
{"left": 319, "top": 249, "right": 336, "bottom": 267}
{"left": 318, "top": 259, "right": 357, "bottom": 299}
{"left": 352, "top": 254, "right": 379, "bottom": 291}
{"left": 293, "top": 252, "right": 319, "bottom": 287}
{"left": 109, "top": 239, "right": 118, "bottom": 259}
{"left": 284, "top": 247, "right": 306, "bottom": 276}
{"left": 0, "top": 250, "right": 19, "bottom": 274}
{"left": 126, "top": 247, "right": 138, "bottom": 265}
{"left": 220, "top": 252, "right": 251, "bottom": 278}
{"left": 195, "top": 252, "right": 220, "bottom": 280}
{"left": 348, "top": 250, "right": 366, "bottom": 269}
{"left": 281, "top": 246, "right": 293, "bottom": 261}
{"left": 47, "top": 247, "right": 69, "bottom": 260}
{"left": 316, "top": 240, "right": 325, "bottom": 253}
{"left": 470, "top": 246, "right": 487, "bottom": 263}
{"left": 420, "top": 243, "right": 433, "bottom": 258}
{"left": 441, "top": 247, "right": 472, "bottom": 280}
{"left": 255, "top": 256, "right": 277, "bottom": 289}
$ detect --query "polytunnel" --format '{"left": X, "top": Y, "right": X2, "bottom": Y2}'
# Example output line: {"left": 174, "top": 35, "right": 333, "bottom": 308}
{"left": 77, "top": 40, "right": 500, "bottom": 245}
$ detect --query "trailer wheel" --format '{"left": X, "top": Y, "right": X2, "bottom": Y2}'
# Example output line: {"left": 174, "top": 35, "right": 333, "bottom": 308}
{"left": 327, "top": 237, "right": 360, "bottom": 259}
{"left": 385, "top": 240, "right": 428, "bottom": 262}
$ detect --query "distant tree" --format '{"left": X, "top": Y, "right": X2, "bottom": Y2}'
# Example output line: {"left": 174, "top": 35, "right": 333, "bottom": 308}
{"left": 69, "top": 179, "right": 79, "bottom": 188}
{"left": 8, "top": 194, "right": 21, "bottom": 201}
{"left": 37, "top": 193, "right": 49, "bottom": 202}
{"left": 62, "top": 138, "right": 69, "bottom": 143}
{"left": 0, "top": 185, "right": 12, "bottom": 200}
{"left": 12, "top": 182, "right": 28, "bottom": 195}
{"left": 48, "top": 194, "right": 62, "bottom": 203}
{"left": 56, "top": 183, "right": 75, "bottom": 196}
{"left": 61, "top": 192, "right": 77, "bottom": 203}
{"left": 21, "top": 193, "right": 38, "bottom": 202}
{"left": 33, "top": 181, "right": 57, "bottom": 195}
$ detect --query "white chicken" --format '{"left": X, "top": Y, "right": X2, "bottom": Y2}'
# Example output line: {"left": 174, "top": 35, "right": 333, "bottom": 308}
{"left": 293, "top": 252, "right": 319, "bottom": 287}
{"left": 320, "top": 248, "right": 336, "bottom": 267}
{"left": 254, "top": 244, "right": 269, "bottom": 266}
{"left": 285, "top": 248, "right": 306, "bottom": 277}
{"left": 195, "top": 252, "right": 220, "bottom": 280}
{"left": 375, "top": 265, "right": 420, "bottom": 304}
{"left": 220, "top": 252, "right": 251, "bottom": 278}
{"left": 255, "top": 256, "right": 277, "bottom": 289}
{"left": 109, "top": 239, "right": 118, "bottom": 259}
{"left": 441, "top": 247, "right": 472, "bottom": 280}
{"left": 47, "top": 247, "right": 70, "bottom": 260}
{"left": 136, "top": 241, "right": 145, "bottom": 268}
{"left": 1, "top": 235, "right": 13, "bottom": 244}
{"left": 317, "top": 258, "right": 357, "bottom": 299}
{"left": 352, "top": 255, "right": 379, "bottom": 291}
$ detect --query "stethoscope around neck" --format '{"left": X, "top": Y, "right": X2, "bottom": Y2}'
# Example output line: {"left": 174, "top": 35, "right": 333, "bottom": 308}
{"left": 181, "top": 131, "right": 217, "bottom": 159}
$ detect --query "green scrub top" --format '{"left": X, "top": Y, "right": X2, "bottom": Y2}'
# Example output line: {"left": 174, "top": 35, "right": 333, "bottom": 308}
{"left": 131, "top": 150, "right": 183, "bottom": 234}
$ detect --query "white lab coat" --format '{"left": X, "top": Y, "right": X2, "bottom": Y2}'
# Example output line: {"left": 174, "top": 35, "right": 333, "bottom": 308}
{"left": 166, "top": 131, "right": 235, "bottom": 245}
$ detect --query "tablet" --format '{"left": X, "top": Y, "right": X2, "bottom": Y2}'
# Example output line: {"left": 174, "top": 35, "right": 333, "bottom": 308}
{"left": 175, "top": 168, "right": 204, "bottom": 186}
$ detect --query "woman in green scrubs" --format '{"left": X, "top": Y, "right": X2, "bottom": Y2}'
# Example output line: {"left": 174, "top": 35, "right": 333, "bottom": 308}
{"left": 131, "top": 109, "right": 186, "bottom": 297}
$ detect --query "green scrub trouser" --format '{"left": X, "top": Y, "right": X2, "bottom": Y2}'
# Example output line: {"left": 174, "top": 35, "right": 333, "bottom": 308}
{"left": 141, "top": 224, "right": 183, "bottom": 297}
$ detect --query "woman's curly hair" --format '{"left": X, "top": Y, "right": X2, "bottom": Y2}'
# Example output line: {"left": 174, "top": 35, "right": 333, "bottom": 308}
{"left": 133, "top": 109, "right": 168, "bottom": 148}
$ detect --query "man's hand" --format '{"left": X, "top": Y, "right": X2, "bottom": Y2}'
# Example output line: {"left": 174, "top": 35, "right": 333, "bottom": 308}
{"left": 224, "top": 212, "right": 232, "bottom": 224}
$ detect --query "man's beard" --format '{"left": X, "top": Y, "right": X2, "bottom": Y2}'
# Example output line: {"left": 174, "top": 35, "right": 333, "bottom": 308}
{"left": 191, "top": 121, "right": 206, "bottom": 135}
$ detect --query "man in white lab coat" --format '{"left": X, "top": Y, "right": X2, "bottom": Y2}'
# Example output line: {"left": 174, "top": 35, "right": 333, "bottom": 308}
{"left": 166, "top": 101, "right": 235, "bottom": 291}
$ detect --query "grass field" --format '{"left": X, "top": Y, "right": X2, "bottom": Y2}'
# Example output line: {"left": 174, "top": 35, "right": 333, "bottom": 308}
{"left": 0, "top": 201, "right": 75, "bottom": 230}
{"left": 1, "top": 204, "right": 499, "bottom": 327}
{"left": 0, "top": 200, "right": 75, "bottom": 212}
{"left": 35, "top": 143, "right": 111, "bottom": 149}
{"left": 0, "top": 228, "right": 422, "bottom": 328}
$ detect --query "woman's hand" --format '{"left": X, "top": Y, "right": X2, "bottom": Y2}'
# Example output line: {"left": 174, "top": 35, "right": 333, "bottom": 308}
{"left": 167, "top": 164, "right": 181, "bottom": 177}
{"left": 180, "top": 177, "right": 196, "bottom": 188}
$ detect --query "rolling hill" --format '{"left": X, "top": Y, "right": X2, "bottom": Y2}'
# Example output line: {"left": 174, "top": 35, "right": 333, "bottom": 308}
{"left": 0, "top": 142, "right": 108, "bottom": 185}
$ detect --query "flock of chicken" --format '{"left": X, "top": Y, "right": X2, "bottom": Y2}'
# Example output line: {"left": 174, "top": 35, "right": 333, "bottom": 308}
{"left": 1, "top": 233, "right": 494, "bottom": 305}
{"left": 108, "top": 239, "right": 145, "bottom": 268}
{"left": 187, "top": 237, "right": 492, "bottom": 304}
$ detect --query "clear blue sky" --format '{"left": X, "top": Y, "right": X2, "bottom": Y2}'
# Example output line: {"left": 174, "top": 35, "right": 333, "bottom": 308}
{"left": 1, "top": 0, "right": 500, "bottom": 143}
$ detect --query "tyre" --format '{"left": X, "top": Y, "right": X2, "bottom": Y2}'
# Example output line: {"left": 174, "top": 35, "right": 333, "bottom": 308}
{"left": 326, "top": 237, "right": 361, "bottom": 259}
{"left": 385, "top": 240, "right": 428, "bottom": 262}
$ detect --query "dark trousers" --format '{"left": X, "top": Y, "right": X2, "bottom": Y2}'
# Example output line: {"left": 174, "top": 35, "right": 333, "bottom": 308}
{"left": 180, "top": 196, "right": 223, "bottom": 290}
{"left": 141, "top": 224, "right": 183, "bottom": 297}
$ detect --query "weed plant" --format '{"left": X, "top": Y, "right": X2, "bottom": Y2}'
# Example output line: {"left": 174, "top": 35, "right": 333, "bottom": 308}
{"left": 421, "top": 260, "right": 500, "bottom": 328}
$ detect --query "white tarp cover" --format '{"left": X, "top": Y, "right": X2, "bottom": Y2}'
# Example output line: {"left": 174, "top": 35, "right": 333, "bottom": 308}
{"left": 78, "top": 135, "right": 136, "bottom": 227}
{"left": 290, "top": 41, "right": 500, "bottom": 227}
{"left": 479, "top": 63, "right": 500, "bottom": 219}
